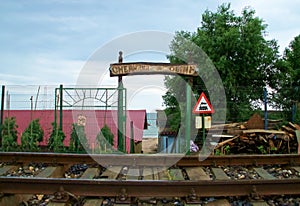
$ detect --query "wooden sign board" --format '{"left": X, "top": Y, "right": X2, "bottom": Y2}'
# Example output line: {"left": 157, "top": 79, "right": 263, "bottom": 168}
{"left": 109, "top": 62, "right": 197, "bottom": 77}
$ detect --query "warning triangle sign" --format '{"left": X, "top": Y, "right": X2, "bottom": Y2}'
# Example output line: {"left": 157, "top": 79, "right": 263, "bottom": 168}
{"left": 193, "top": 92, "right": 214, "bottom": 114}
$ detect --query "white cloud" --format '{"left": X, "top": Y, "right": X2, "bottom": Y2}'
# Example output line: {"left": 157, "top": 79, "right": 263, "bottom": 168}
{"left": 1, "top": 0, "right": 300, "bottom": 111}
{"left": 2, "top": 54, "right": 86, "bottom": 86}
{"left": 229, "top": 0, "right": 300, "bottom": 52}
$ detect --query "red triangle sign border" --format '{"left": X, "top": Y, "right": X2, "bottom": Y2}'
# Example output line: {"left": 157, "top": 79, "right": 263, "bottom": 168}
{"left": 192, "top": 92, "right": 214, "bottom": 114}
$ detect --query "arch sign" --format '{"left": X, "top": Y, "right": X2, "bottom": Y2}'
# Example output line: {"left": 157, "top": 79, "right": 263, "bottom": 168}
{"left": 109, "top": 62, "right": 197, "bottom": 77}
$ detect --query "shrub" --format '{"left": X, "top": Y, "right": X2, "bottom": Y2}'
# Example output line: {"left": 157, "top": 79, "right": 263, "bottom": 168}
{"left": 21, "top": 119, "right": 44, "bottom": 152}
{"left": 48, "top": 122, "right": 66, "bottom": 153}
{"left": 96, "top": 124, "right": 114, "bottom": 152}
{"left": 1, "top": 117, "right": 19, "bottom": 151}
{"left": 69, "top": 123, "right": 88, "bottom": 153}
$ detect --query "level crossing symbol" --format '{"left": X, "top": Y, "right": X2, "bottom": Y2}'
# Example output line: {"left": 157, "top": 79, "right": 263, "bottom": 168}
{"left": 192, "top": 92, "right": 214, "bottom": 114}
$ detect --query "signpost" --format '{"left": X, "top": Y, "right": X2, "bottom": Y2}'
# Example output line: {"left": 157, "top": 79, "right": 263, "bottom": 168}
{"left": 193, "top": 92, "right": 214, "bottom": 150}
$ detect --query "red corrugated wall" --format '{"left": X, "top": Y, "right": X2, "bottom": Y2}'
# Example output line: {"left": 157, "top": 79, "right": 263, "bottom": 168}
{"left": 3, "top": 110, "right": 146, "bottom": 153}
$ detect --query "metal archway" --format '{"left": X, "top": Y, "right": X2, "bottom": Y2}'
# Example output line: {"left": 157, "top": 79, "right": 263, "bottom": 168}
{"left": 109, "top": 52, "right": 196, "bottom": 154}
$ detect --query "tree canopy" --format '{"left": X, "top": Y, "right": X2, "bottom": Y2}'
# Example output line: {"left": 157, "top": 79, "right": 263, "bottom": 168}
{"left": 164, "top": 3, "right": 281, "bottom": 122}
{"left": 272, "top": 34, "right": 300, "bottom": 121}
{"left": 283, "top": 35, "right": 300, "bottom": 102}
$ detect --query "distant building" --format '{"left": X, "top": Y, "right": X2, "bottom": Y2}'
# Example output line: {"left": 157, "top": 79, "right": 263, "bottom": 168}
{"left": 156, "top": 110, "right": 179, "bottom": 153}
{"left": 143, "top": 113, "right": 158, "bottom": 138}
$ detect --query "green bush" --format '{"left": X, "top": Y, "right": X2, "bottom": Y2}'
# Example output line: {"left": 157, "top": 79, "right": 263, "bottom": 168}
{"left": 21, "top": 119, "right": 44, "bottom": 152}
{"left": 1, "top": 117, "right": 19, "bottom": 151}
{"left": 69, "top": 123, "right": 88, "bottom": 153}
{"left": 48, "top": 122, "right": 66, "bottom": 153}
{"left": 96, "top": 124, "right": 114, "bottom": 152}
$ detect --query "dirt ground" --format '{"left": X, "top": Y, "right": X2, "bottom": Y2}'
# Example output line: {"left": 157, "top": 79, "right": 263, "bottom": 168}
{"left": 142, "top": 137, "right": 158, "bottom": 154}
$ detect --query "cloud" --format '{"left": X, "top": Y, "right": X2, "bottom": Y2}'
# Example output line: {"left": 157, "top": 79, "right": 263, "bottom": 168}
{"left": 0, "top": 54, "right": 86, "bottom": 86}
{"left": 1, "top": 0, "right": 300, "bottom": 111}
{"left": 229, "top": 0, "right": 300, "bottom": 52}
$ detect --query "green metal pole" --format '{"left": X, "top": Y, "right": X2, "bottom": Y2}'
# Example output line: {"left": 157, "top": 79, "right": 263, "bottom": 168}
{"left": 54, "top": 88, "right": 59, "bottom": 131}
{"left": 185, "top": 78, "right": 192, "bottom": 155}
{"left": 117, "top": 51, "right": 125, "bottom": 153}
{"left": 59, "top": 84, "right": 63, "bottom": 130}
{"left": 0, "top": 85, "right": 5, "bottom": 147}
{"left": 118, "top": 77, "right": 124, "bottom": 152}
{"left": 130, "top": 121, "right": 134, "bottom": 153}
{"left": 202, "top": 113, "right": 205, "bottom": 150}
{"left": 54, "top": 88, "right": 57, "bottom": 128}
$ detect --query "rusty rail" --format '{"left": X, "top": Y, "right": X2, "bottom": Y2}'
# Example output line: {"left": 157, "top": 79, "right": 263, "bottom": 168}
{"left": 1, "top": 152, "right": 300, "bottom": 166}
{"left": 1, "top": 152, "right": 300, "bottom": 199}
{"left": 1, "top": 177, "right": 300, "bottom": 197}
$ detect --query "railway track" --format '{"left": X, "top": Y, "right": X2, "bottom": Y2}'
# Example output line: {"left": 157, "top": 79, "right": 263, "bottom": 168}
{"left": 1, "top": 152, "right": 300, "bottom": 205}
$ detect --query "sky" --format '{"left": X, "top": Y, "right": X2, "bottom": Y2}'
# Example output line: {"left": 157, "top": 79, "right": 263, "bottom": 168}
{"left": 1, "top": 0, "right": 300, "bottom": 112}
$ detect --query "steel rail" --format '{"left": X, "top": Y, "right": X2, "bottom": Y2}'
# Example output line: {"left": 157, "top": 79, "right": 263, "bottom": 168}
{"left": 1, "top": 152, "right": 300, "bottom": 167}
{"left": 1, "top": 177, "right": 300, "bottom": 197}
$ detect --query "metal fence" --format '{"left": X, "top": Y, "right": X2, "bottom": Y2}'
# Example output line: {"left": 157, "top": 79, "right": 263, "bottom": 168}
{"left": 0, "top": 85, "right": 125, "bottom": 148}
{"left": 2, "top": 85, "right": 57, "bottom": 110}
{"left": 0, "top": 84, "right": 298, "bottom": 123}
{"left": 223, "top": 87, "right": 297, "bottom": 125}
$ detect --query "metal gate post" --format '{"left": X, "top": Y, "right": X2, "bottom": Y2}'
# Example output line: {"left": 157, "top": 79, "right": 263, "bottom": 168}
{"left": 292, "top": 103, "right": 296, "bottom": 123}
{"left": 185, "top": 78, "right": 192, "bottom": 155}
{"left": 0, "top": 85, "right": 5, "bottom": 147}
{"left": 264, "top": 88, "right": 268, "bottom": 129}
{"left": 118, "top": 78, "right": 125, "bottom": 152}
{"left": 118, "top": 52, "right": 125, "bottom": 152}
{"left": 130, "top": 121, "right": 134, "bottom": 153}
{"left": 59, "top": 84, "right": 63, "bottom": 130}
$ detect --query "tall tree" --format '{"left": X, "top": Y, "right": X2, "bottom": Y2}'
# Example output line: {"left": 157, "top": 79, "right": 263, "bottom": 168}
{"left": 273, "top": 35, "right": 300, "bottom": 120}
{"left": 164, "top": 4, "right": 280, "bottom": 122}
{"left": 285, "top": 35, "right": 300, "bottom": 102}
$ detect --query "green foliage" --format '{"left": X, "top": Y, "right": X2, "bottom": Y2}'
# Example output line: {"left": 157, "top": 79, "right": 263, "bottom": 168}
{"left": 273, "top": 35, "right": 300, "bottom": 122}
{"left": 214, "top": 149, "right": 222, "bottom": 155}
{"left": 164, "top": 3, "right": 281, "bottom": 123}
{"left": 286, "top": 35, "right": 300, "bottom": 102}
{"left": 294, "top": 106, "right": 300, "bottom": 124}
{"left": 214, "top": 145, "right": 231, "bottom": 155}
{"left": 223, "top": 145, "right": 231, "bottom": 155}
{"left": 48, "top": 122, "right": 66, "bottom": 153}
{"left": 1, "top": 117, "right": 19, "bottom": 151}
{"left": 96, "top": 124, "right": 114, "bottom": 152}
{"left": 162, "top": 107, "right": 181, "bottom": 133}
{"left": 69, "top": 123, "right": 88, "bottom": 153}
{"left": 257, "top": 145, "right": 267, "bottom": 154}
{"left": 21, "top": 119, "right": 44, "bottom": 152}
